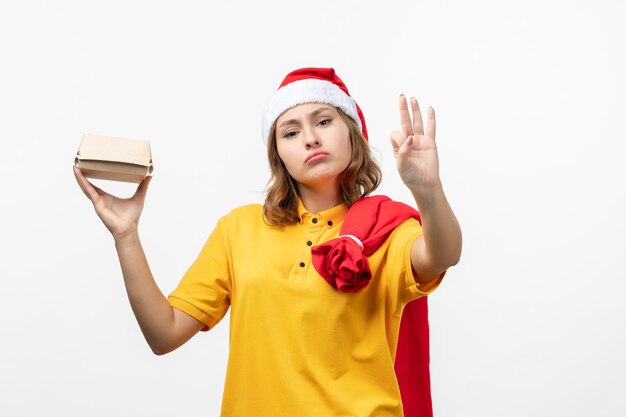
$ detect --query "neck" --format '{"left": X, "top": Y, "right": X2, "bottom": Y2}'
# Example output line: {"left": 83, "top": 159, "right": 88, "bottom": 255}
{"left": 297, "top": 180, "right": 342, "bottom": 214}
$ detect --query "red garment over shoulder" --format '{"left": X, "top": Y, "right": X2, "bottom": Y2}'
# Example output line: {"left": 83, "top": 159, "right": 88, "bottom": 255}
{"left": 311, "top": 195, "right": 433, "bottom": 417}
{"left": 396, "top": 297, "right": 433, "bottom": 417}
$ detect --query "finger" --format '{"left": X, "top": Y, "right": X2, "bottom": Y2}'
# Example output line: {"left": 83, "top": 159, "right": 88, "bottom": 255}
{"left": 73, "top": 166, "right": 100, "bottom": 201}
{"left": 91, "top": 184, "right": 106, "bottom": 197}
{"left": 399, "top": 94, "right": 413, "bottom": 138}
{"left": 398, "top": 135, "right": 414, "bottom": 156}
{"left": 426, "top": 106, "right": 436, "bottom": 140}
{"left": 133, "top": 175, "right": 152, "bottom": 201}
{"left": 410, "top": 97, "right": 424, "bottom": 136}
{"left": 390, "top": 130, "right": 405, "bottom": 154}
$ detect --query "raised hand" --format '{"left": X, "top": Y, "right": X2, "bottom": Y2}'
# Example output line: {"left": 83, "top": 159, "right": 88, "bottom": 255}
{"left": 73, "top": 166, "right": 152, "bottom": 240}
{"left": 390, "top": 95, "right": 441, "bottom": 193}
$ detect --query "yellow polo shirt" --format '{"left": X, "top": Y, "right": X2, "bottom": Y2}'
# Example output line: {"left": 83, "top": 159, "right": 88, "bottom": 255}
{"left": 168, "top": 201, "right": 443, "bottom": 417}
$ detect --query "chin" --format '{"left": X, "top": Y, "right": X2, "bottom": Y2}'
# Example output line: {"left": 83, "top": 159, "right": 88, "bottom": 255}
{"left": 290, "top": 163, "right": 349, "bottom": 188}
{"left": 296, "top": 173, "right": 341, "bottom": 188}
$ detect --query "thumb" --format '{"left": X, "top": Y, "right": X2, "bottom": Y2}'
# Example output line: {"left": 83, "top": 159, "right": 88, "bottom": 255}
{"left": 133, "top": 175, "right": 152, "bottom": 201}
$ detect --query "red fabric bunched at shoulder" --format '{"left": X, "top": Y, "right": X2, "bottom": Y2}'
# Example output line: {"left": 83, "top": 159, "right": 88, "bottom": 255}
{"left": 311, "top": 195, "right": 432, "bottom": 417}
{"left": 311, "top": 195, "right": 420, "bottom": 292}
{"left": 311, "top": 237, "right": 372, "bottom": 292}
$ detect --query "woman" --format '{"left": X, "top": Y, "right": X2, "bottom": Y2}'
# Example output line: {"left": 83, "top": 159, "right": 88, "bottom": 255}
{"left": 74, "top": 67, "right": 462, "bottom": 417}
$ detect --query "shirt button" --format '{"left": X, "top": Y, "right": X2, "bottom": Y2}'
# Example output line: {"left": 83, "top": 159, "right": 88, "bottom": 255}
{"left": 299, "top": 262, "right": 305, "bottom": 267}
{"left": 312, "top": 218, "right": 318, "bottom": 224}
{"left": 306, "top": 241, "right": 312, "bottom": 246}
{"left": 327, "top": 220, "right": 333, "bottom": 226}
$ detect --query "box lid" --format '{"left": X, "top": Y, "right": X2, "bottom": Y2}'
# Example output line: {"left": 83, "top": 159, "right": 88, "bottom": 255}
{"left": 77, "top": 134, "right": 152, "bottom": 167}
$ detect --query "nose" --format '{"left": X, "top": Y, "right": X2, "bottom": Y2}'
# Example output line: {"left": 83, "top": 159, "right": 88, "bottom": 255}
{"left": 303, "top": 126, "right": 320, "bottom": 148}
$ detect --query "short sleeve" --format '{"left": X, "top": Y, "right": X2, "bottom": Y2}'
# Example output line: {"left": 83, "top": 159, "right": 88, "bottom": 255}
{"left": 386, "top": 218, "right": 445, "bottom": 304}
{"left": 168, "top": 217, "right": 232, "bottom": 331}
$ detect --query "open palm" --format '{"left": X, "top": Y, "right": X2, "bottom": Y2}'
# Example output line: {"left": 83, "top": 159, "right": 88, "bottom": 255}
{"left": 390, "top": 95, "right": 441, "bottom": 190}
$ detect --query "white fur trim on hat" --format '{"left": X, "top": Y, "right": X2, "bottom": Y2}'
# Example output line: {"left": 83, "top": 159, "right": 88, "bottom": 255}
{"left": 261, "top": 78, "right": 362, "bottom": 145}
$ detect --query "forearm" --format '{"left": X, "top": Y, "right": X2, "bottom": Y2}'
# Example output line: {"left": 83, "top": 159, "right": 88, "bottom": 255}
{"left": 411, "top": 183, "right": 462, "bottom": 271}
{"left": 114, "top": 231, "right": 176, "bottom": 354}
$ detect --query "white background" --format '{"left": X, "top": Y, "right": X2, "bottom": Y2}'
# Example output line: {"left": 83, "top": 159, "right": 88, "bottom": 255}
{"left": 1, "top": 1, "right": 625, "bottom": 416}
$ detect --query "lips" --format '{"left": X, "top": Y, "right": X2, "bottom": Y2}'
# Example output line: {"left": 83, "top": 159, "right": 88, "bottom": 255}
{"left": 306, "top": 151, "right": 329, "bottom": 163}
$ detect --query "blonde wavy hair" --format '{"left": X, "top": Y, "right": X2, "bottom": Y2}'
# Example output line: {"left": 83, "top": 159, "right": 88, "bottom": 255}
{"left": 263, "top": 108, "right": 382, "bottom": 226}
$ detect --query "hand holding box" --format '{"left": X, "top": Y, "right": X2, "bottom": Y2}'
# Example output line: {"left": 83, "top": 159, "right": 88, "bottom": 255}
{"left": 75, "top": 134, "right": 153, "bottom": 183}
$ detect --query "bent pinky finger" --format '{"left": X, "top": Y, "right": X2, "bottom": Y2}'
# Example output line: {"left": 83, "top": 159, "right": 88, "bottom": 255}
{"left": 398, "top": 135, "right": 414, "bottom": 156}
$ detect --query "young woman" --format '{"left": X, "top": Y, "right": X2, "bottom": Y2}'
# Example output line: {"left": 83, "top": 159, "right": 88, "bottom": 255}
{"left": 74, "top": 67, "right": 462, "bottom": 417}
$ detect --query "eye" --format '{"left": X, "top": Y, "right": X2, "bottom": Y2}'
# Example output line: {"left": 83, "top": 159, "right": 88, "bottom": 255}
{"left": 319, "top": 118, "right": 333, "bottom": 126}
{"left": 283, "top": 130, "right": 298, "bottom": 138}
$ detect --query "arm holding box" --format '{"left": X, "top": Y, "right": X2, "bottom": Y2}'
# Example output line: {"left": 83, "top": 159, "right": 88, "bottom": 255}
{"left": 73, "top": 167, "right": 204, "bottom": 354}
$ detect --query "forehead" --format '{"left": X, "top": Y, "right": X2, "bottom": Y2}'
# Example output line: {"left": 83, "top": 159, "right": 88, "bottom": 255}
{"left": 276, "top": 103, "right": 337, "bottom": 123}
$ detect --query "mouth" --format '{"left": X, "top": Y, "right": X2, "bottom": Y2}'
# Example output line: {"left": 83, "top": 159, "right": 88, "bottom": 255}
{"left": 306, "top": 151, "right": 329, "bottom": 163}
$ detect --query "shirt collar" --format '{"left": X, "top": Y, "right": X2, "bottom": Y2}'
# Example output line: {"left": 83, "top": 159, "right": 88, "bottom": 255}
{"left": 297, "top": 198, "right": 348, "bottom": 226}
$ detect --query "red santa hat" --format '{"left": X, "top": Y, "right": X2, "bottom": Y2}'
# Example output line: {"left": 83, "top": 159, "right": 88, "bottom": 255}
{"left": 261, "top": 67, "right": 368, "bottom": 145}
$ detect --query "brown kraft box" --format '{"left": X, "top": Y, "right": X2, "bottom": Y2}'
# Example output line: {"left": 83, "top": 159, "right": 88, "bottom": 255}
{"left": 75, "top": 134, "right": 153, "bottom": 183}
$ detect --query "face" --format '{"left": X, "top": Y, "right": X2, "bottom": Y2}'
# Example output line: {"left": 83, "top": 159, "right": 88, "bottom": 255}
{"left": 274, "top": 103, "right": 352, "bottom": 189}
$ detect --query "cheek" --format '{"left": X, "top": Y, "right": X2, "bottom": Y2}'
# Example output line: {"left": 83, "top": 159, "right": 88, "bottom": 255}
{"left": 338, "top": 131, "right": 353, "bottom": 166}
{"left": 340, "top": 149, "right": 352, "bottom": 170}
{"left": 276, "top": 141, "right": 288, "bottom": 162}
{"left": 276, "top": 143, "right": 298, "bottom": 173}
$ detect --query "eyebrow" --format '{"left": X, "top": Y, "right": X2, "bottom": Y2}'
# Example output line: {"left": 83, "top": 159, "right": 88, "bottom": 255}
{"left": 277, "top": 106, "right": 334, "bottom": 129}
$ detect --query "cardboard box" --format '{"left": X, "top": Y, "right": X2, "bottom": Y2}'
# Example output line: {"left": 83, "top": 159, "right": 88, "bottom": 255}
{"left": 75, "top": 134, "right": 153, "bottom": 183}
